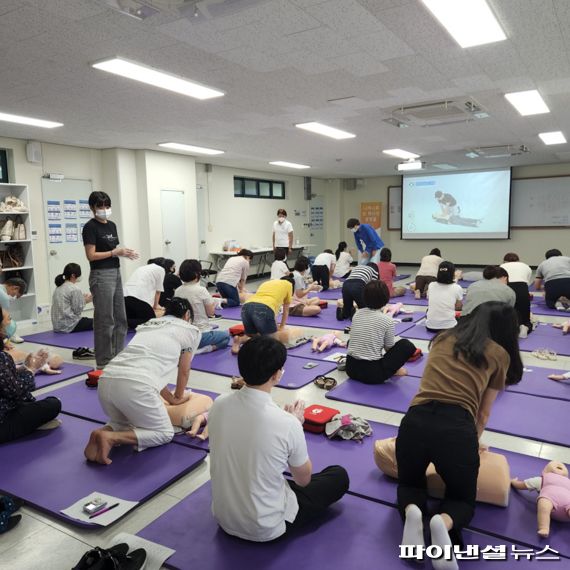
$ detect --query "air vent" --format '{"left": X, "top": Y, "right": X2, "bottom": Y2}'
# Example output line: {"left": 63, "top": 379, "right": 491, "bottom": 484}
{"left": 342, "top": 178, "right": 364, "bottom": 191}
{"left": 385, "top": 98, "right": 488, "bottom": 128}
{"left": 465, "top": 144, "right": 530, "bottom": 159}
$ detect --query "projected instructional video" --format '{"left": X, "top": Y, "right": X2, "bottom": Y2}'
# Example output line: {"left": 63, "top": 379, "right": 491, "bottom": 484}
{"left": 402, "top": 169, "right": 511, "bottom": 239}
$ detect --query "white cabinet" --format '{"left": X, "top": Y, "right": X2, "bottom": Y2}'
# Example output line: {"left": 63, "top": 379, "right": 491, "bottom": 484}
{"left": 0, "top": 183, "right": 37, "bottom": 324}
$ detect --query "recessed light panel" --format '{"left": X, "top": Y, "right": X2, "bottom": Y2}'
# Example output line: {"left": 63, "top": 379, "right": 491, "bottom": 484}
{"left": 538, "top": 131, "right": 566, "bottom": 145}
{"left": 0, "top": 112, "right": 63, "bottom": 129}
{"left": 269, "top": 161, "right": 310, "bottom": 169}
{"left": 295, "top": 122, "right": 356, "bottom": 140}
{"left": 158, "top": 142, "right": 225, "bottom": 155}
{"left": 505, "top": 90, "right": 550, "bottom": 116}
{"left": 383, "top": 149, "right": 420, "bottom": 160}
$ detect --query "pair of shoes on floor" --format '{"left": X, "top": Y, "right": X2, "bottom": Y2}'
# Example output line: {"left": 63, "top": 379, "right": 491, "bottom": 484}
{"left": 73, "top": 347, "right": 96, "bottom": 360}
{"left": 531, "top": 348, "right": 557, "bottom": 361}
{"left": 9, "top": 335, "right": 24, "bottom": 344}
{"left": 73, "top": 543, "right": 146, "bottom": 570}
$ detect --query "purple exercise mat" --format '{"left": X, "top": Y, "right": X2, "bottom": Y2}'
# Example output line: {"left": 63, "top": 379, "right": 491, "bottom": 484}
{"left": 325, "top": 378, "right": 570, "bottom": 447}
{"left": 401, "top": 289, "right": 429, "bottom": 306}
{"left": 398, "top": 322, "right": 437, "bottom": 341}
{"left": 33, "top": 363, "right": 93, "bottom": 390}
{"left": 138, "top": 481, "right": 537, "bottom": 569}
{"left": 22, "top": 329, "right": 135, "bottom": 350}
{"left": 0, "top": 414, "right": 206, "bottom": 528}
{"left": 508, "top": 366, "right": 570, "bottom": 401}
{"left": 302, "top": 420, "right": 570, "bottom": 557}
{"left": 530, "top": 298, "right": 570, "bottom": 317}
{"left": 192, "top": 348, "right": 337, "bottom": 389}
{"left": 518, "top": 326, "right": 570, "bottom": 356}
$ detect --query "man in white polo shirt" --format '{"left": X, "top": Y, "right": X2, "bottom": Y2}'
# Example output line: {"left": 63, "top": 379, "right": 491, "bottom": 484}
{"left": 209, "top": 336, "right": 349, "bottom": 542}
{"left": 272, "top": 208, "right": 294, "bottom": 260}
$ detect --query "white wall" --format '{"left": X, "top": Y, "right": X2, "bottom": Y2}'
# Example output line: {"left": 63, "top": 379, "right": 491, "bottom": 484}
{"left": 195, "top": 163, "right": 312, "bottom": 253}
{"left": 340, "top": 164, "right": 570, "bottom": 267}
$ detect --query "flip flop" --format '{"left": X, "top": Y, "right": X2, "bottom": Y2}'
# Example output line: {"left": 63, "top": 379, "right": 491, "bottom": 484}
{"left": 313, "top": 375, "right": 337, "bottom": 390}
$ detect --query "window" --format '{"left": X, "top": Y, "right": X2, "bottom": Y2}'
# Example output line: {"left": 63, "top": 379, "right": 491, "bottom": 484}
{"left": 233, "top": 176, "right": 286, "bottom": 199}
{"left": 0, "top": 150, "right": 8, "bottom": 183}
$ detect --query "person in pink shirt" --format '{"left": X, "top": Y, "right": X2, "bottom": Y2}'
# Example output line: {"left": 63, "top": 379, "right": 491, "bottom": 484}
{"left": 377, "top": 248, "right": 405, "bottom": 298}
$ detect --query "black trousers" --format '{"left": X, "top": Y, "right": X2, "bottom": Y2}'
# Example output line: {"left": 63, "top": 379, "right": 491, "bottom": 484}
{"left": 342, "top": 280, "right": 365, "bottom": 319}
{"left": 72, "top": 317, "right": 94, "bottom": 333}
{"left": 415, "top": 275, "right": 436, "bottom": 298}
{"left": 508, "top": 282, "right": 532, "bottom": 329}
{"left": 346, "top": 339, "right": 416, "bottom": 384}
{"left": 396, "top": 402, "right": 479, "bottom": 541}
{"left": 544, "top": 278, "right": 570, "bottom": 308}
{"left": 124, "top": 296, "right": 155, "bottom": 330}
{"left": 285, "top": 466, "right": 349, "bottom": 532}
{"left": 311, "top": 265, "right": 330, "bottom": 291}
{"left": 0, "top": 397, "right": 61, "bottom": 443}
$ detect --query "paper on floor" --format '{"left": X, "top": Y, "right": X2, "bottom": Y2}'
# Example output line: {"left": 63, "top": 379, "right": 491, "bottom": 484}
{"left": 109, "top": 532, "right": 175, "bottom": 570}
{"left": 61, "top": 492, "right": 138, "bottom": 526}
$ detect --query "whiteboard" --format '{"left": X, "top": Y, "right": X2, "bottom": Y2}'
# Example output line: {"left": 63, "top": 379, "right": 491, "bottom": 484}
{"left": 511, "top": 176, "right": 570, "bottom": 227}
{"left": 388, "top": 185, "right": 402, "bottom": 230}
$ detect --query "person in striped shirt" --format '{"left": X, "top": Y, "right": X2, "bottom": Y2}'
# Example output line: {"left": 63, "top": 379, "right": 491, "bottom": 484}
{"left": 346, "top": 281, "right": 416, "bottom": 384}
{"left": 340, "top": 263, "right": 379, "bottom": 320}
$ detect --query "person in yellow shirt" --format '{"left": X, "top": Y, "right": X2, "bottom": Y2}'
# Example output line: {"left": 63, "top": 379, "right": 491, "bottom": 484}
{"left": 232, "top": 279, "right": 293, "bottom": 354}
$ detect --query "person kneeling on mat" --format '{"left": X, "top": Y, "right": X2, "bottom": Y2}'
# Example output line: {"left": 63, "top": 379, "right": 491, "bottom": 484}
{"left": 346, "top": 280, "right": 416, "bottom": 384}
{"left": 84, "top": 297, "right": 201, "bottom": 465}
{"left": 397, "top": 302, "right": 523, "bottom": 568}
{"left": 0, "top": 308, "right": 62, "bottom": 443}
{"left": 209, "top": 336, "right": 349, "bottom": 542}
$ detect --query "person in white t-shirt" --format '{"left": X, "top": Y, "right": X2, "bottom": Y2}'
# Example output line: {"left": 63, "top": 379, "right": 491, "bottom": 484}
{"left": 500, "top": 252, "right": 533, "bottom": 336}
{"left": 123, "top": 258, "right": 166, "bottom": 329}
{"left": 425, "top": 261, "right": 463, "bottom": 332}
{"left": 209, "top": 336, "right": 349, "bottom": 542}
{"left": 270, "top": 249, "right": 290, "bottom": 280}
{"left": 413, "top": 248, "right": 443, "bottom": 299}
{"left": 175, "top": 259, "right": 230, "bottom": 353}
{"left": 216, "top": 249, "right": 254, "bottom": 307}
{"left": 84, "top": 297, "right": 202, "bottom": 465}
{"left": 333, "top": 241, "right": 354, "bottom": 278}
{"left": 272, "top": 208, "right": 294, "bottom": 259}
{"left": 311, "top": 249, "right": 336, "bottom": 291}
{"left": 288, "top": 256, "right": 322, "bottom": 317}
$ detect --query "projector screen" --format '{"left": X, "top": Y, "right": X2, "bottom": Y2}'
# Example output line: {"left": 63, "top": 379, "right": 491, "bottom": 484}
{"left": 401, "top": 168, "right": 511, "bottom": 239}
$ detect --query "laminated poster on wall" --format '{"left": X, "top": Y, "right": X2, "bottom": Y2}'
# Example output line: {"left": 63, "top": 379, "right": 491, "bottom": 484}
{"left": 48, "top": 223, "right": 63, "bottom": 244}
{"left": 47, "top": 200, "right": 62, "bottom": 221}
{"left": 79, "top": 199, "right": 91, "bottom": 219}
{"left": 65, "top": 223, "right": 79, "bottom": 243}
{"left": 64, "top": 199, "right": 78, "bottom": 219}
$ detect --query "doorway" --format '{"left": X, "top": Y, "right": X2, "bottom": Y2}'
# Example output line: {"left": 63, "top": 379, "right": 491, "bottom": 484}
{"left": 160, "top": 189, "right": 187, "bottom": 264}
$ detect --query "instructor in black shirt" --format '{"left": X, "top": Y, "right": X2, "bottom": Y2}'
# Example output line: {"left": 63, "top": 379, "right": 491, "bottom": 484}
{"left": 82, "top": 191, "right": 138, "bottom": 368}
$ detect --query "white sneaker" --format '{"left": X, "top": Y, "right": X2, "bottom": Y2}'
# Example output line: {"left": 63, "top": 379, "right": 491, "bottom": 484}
{"left": 10, "top": 335, "right": 24, "bottom": 344}
{"left": 519, "top": 325, "right": 528, "bottom": 339}
{"left": 37, "top": 419, "right": 62, "bottom": 431}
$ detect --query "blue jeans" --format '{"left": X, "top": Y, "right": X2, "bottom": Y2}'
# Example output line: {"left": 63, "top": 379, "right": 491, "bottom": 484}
{"left": 217, "top": 281, "right": 240, "bottom": 307}
{"left": 241, "top": 302, "right": 277, "bottom": 335}
{"left": 199, "top": 329, "right": 230, "bottom": 350}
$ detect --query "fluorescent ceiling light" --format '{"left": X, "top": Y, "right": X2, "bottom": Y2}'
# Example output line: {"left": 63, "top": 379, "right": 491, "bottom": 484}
{"left": 158, "top": 142, "right": 225, "bottom": 155}
{"left": 538, "top": 131, "right": 567, "bottom": 145}
{"left": 92, "top": 58, "right": 224, "bottom": 100}
{"left": 397, "top": 160, "right": 424, "bottom": 171}
{"left": 422, "top": 0, "right": 506, "bottom": 48}
{"left": 383, "top": 148, "right": 420, "bottom": 160}
{"left": 504, "top": 90, "right": 550, "bottom": 116}
{"left": 269, "top": 161, "right": 310, "bottom": 169}
{"left": 295, "top": 122, "right": 356, "bottom": 140}
{"left": 0, "top": 112, "right": 63, "bottom": 129}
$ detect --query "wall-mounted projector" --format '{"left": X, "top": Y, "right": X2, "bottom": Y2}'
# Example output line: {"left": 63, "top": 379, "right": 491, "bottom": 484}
{"left": 396, "top": 160, "right": 425, "bottom": 172}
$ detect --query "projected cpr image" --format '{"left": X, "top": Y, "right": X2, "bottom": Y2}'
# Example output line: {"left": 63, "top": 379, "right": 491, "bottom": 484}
{"left": 402, "top": 169, "right": 511, "bottom": 240}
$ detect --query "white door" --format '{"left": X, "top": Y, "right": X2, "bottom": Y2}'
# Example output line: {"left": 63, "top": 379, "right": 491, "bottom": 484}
{"left": 196, "top": 185, "right": 208, "bottom": 260}
{"left": 161, "top": 190, "right": 187, "bottom": 264}
{"left": 309, "top": 196, "right": 325, "bottom": 255}
{"left": 42, "top": 178, "right": 93, "bottom": 298}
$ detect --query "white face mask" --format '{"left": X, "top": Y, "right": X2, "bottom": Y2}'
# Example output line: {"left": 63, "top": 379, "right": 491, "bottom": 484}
{"left": 278, "top": 217, "right": 285, "bottom": 223}
{"left": 351, "top": 227, "right": 358, "bottom": 233}
{"left": 75, "top": 276, "right": 82, "bottom": 283}
{"left": 95, "top": 208, "right": 112, "bottom": 220}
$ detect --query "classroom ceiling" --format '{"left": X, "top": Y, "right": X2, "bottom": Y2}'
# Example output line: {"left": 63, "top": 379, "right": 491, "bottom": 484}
{"left": 2, "top": 0, "right": 570, "bottom": 177}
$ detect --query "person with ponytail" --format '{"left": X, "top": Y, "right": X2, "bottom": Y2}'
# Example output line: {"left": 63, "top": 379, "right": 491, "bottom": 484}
{"left": 396, "top": 302, "right": 523, "bottom": 566}
{"left": 333, "top": 241, "right": 354, "bottom": 278}
{"left": 51, "top": 263, "right": 93, "bottom": 333}
{"left": 84, "top": 296, "right": 202, "bottom": 465}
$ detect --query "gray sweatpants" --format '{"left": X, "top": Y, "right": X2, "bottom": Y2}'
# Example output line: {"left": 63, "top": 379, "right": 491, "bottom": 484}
{"left": 89, "top": 268, "right": 128, "bottom": 368}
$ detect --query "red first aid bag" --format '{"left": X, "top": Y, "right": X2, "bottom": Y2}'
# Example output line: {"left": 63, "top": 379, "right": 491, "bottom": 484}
{"left": 303, "top": 404, "right": 340, "bottom": 434}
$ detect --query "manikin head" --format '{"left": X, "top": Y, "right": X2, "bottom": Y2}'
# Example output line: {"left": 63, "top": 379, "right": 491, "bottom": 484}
{"left": 543, "top": 461, "right": 569, "bottom": 478}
